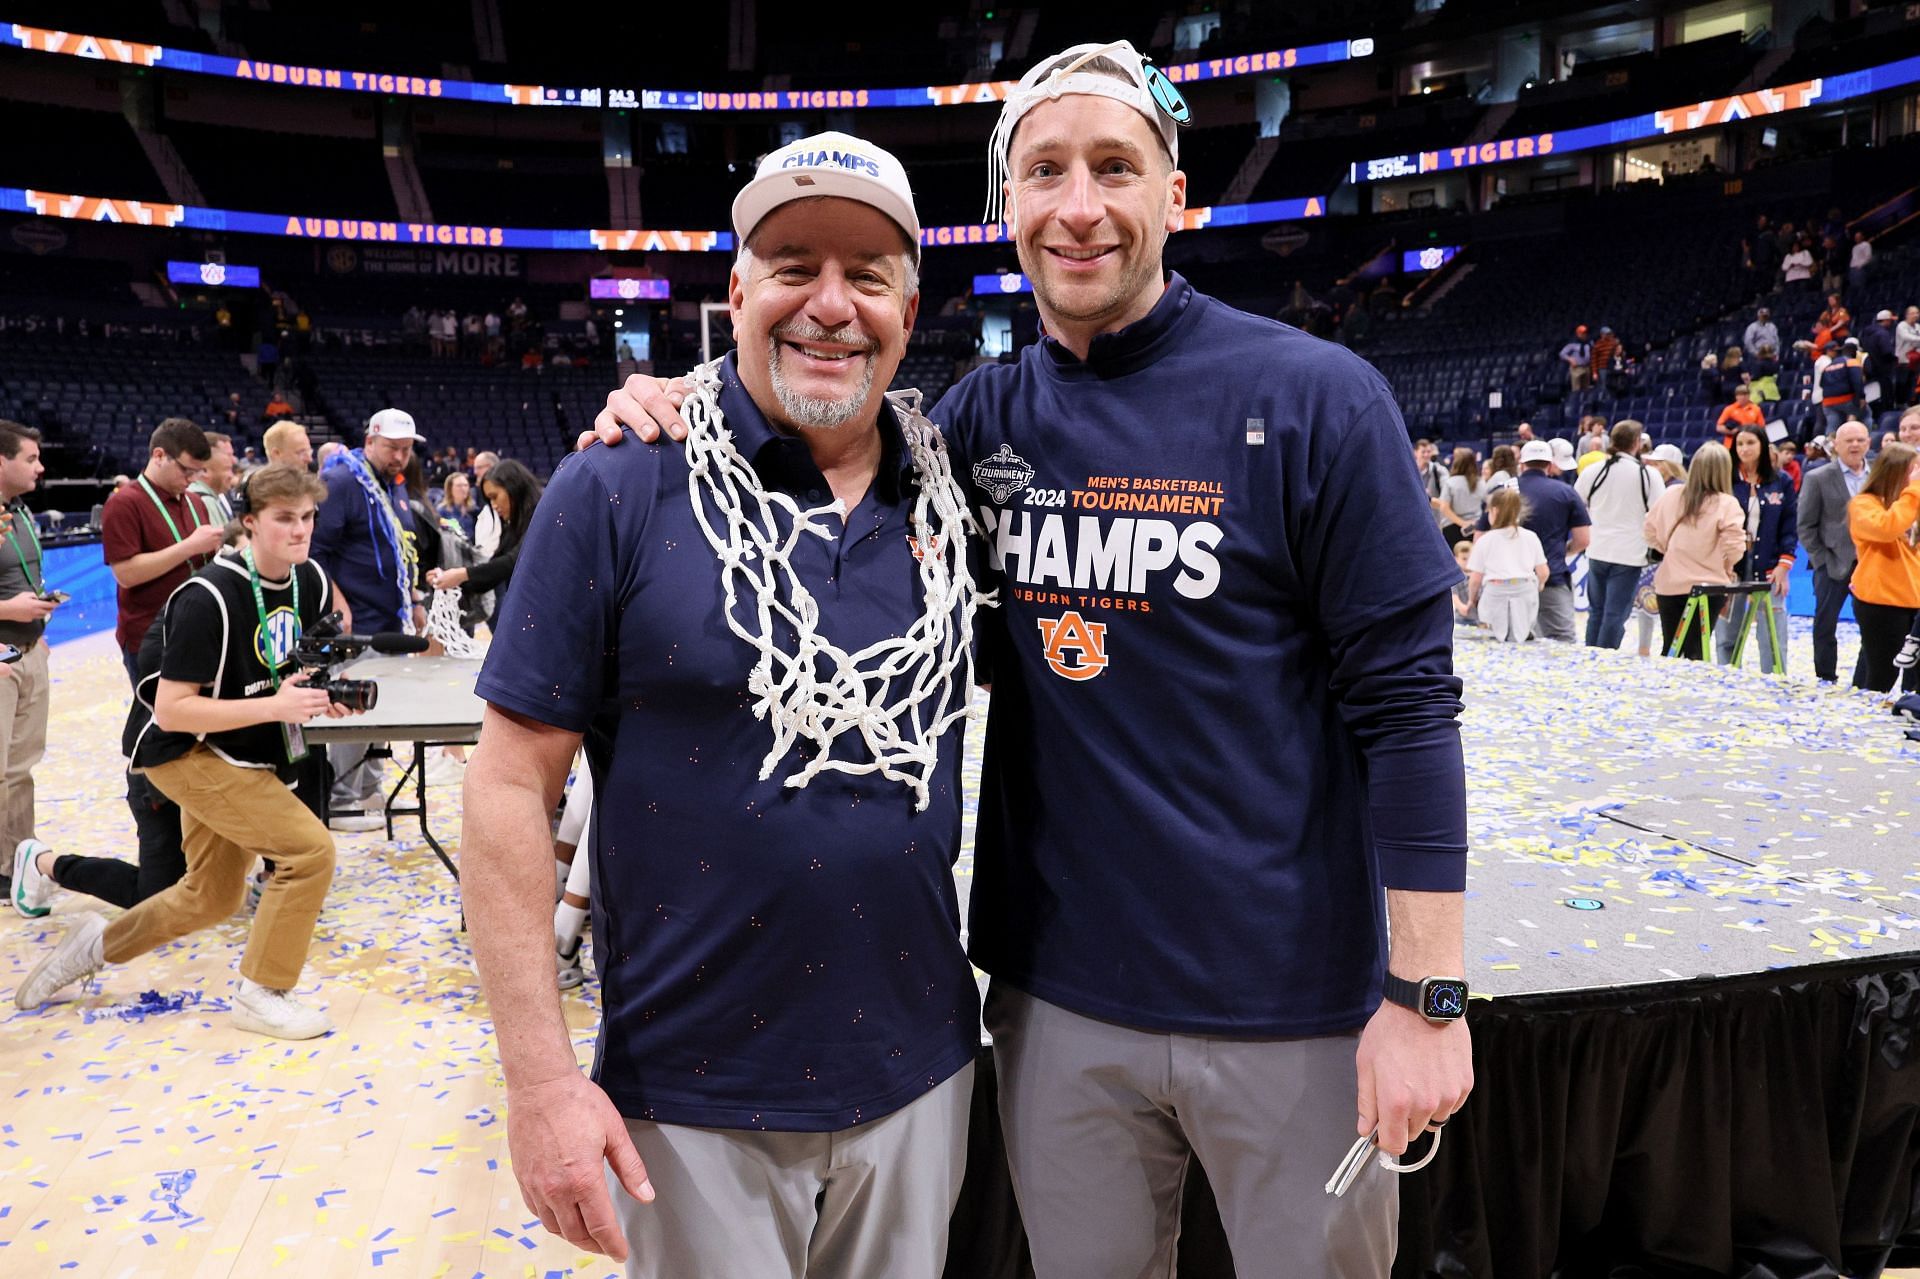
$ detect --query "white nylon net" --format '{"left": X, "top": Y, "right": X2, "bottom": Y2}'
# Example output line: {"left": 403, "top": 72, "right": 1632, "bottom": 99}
{"left": 680, "top": 358, "right": 994, "bottom": 810}
{"left": 426, "top": 587, "right": 481, "bottom": 657}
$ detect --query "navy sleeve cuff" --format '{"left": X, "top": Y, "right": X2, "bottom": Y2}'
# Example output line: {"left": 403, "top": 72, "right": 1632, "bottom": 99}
{"left": 1325, "top": 591, "right": 1469, "bottom": 893}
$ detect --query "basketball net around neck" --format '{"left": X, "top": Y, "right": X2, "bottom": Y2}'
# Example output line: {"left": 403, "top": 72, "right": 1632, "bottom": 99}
{"left": 680, "top": 358, "right": 994, "bottom": 811}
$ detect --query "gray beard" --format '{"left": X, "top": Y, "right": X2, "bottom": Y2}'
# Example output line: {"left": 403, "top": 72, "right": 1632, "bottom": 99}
{"left": 765, "top": 332, "right": 877, "bottom": 430}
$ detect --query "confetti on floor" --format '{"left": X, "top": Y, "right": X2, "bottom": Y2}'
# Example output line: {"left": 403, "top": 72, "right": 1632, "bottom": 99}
{"left": 0, "top": 619, "right": 1910, "bottom": 1274}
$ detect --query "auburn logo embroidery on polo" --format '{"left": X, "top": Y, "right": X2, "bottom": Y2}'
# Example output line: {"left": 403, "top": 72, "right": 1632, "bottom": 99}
{"left": 1036, "top": 611, "right": 1108, "bottom": 681}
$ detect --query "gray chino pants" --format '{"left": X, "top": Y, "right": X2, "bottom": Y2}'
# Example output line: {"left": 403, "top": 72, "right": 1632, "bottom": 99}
{"left": 985, "top": 983, "right": 1397, "bottom": 1279}
{"left": 605, "top": 1063, "right": 972, "bottom": 1278}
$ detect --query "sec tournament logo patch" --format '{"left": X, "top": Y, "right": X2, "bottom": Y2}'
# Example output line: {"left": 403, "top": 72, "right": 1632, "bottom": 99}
{"left": 972, "top": 443, "right": 1035, "bottom": 505}
{"left": 1036, "top": 611, "right": 1108, "bottom": 681}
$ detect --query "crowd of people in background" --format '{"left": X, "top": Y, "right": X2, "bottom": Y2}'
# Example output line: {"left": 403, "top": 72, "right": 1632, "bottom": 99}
{"left": 1417, "top": 400, "right": 1920, "bottom": 693}
{"left": 402, "top": 298, "right": 608, "bottom": 370}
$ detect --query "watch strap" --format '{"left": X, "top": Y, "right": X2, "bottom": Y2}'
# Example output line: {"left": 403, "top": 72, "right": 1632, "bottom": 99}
{"left": 1381, "top": 972, "right": 1426, "bottom": 1014}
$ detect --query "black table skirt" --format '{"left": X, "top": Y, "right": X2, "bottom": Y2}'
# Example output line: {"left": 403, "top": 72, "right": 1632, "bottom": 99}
{"left": 944, "top": 958, "right": 1920, "bottom": 1279}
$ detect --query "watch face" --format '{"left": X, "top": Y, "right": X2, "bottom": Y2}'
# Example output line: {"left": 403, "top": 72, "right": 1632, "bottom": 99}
{"left": 1423, "top": 980, "right": 1467, "bottom": 1019}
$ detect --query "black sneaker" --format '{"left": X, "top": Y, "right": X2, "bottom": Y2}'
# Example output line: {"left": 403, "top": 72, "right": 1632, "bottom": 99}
{"left": 1896, "top": 634, "right": 1920, "bottom": 670}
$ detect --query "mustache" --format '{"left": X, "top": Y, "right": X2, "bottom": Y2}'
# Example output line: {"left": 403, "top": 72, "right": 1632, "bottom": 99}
{"left": 771, "top": 320, "right": 877, "bottom": 353}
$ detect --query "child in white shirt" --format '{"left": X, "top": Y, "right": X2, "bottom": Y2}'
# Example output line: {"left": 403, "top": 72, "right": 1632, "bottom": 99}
{"left": 1467, "top": 488, "right": 1550, "bottom": 641}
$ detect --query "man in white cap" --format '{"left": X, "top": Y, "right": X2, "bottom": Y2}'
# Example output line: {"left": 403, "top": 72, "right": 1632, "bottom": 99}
{"left": 308, "top": 408, "right": 422, "bottom": 827}
{"left": 593, "top": 41, "right": 1473, "bottom": 1278}
{"left": 465, "top": 132, "right": 983, "bottom": 1276}
{"left": 1548, "top": 436, "right": 1579, "bottom": 479}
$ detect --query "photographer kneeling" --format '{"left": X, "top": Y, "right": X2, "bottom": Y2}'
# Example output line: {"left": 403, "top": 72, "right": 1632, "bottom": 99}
{"left": 16, "top": 465, "right": 359, "bottom": 1038}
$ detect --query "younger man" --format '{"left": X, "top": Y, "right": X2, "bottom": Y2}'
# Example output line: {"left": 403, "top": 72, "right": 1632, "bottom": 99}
{"left": 15, "top": 465, "right": 359, "bottom": 1038}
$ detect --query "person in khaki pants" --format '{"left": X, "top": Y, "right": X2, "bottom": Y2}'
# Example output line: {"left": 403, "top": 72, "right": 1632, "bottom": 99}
{"left": 0, "top": 421, "right": 60, "bottom": 915}
{"left": 14, "top": 465, "right": 359, "bottom": 1039}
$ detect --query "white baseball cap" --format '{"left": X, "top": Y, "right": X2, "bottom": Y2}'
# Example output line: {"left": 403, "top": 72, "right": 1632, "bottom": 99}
{"left": 985, "top": 39, "right": 1189, "bottom": 225}
{"left": 1650, "top": 443, "right": 1685, "bottom": 465}
{"left": 731, "top": 131, "right": 920, "bottom": 263}
{"left": 1549, "top": 438, "right": 1577, "bottom": 466}
{"left": 368, "top": 408, "right": 425, "bottom": 442}
{"left": 1519, "top": 440, "right": 1555, "bottom": 465}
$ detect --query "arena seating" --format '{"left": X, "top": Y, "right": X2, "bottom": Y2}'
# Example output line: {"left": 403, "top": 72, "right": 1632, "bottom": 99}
{"left": 166, "top": 122, "right": 398, "bottom": 223}
{"left": 0, "top": 100, "right": 171, "bottom": 204}
{"left": 0, "top": 332, "right": 281, "bottom": 474}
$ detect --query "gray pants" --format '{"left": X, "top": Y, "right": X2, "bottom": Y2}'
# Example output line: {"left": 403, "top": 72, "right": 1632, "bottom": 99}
{"left": 985, "top": 984, "right": 1396, "bottom": 1279}
{"left": 606, "top": 1063, "right": 972, "bottom": 1279}
{"left": 1534, "top": 578, "right": 1576, "bottom": 641}
{"left": 327, "top": 741, "right": 385, "bottom": 810}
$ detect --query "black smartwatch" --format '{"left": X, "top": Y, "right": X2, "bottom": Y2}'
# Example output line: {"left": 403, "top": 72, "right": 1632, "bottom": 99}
{"left": 1382, "top": 973, "right": 1469, "bottom": 1023}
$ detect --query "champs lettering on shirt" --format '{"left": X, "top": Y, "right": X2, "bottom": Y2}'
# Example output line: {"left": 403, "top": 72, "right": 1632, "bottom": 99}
{"left": 934, "top": 273, "right": 1465, "bottom": 1038}
{"left": 475, "top": 354, "right": 977, "bottom": 1133}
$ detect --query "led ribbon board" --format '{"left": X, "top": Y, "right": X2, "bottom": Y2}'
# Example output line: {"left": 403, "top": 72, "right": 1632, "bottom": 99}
{"left": 972, "top": 273, "right": 1032, "bottom": 294}
{"left": 166, "top": 259, "right": 260, "bottom": 287}
{"left": 0, "top": 188, "right": 1329, "bottom": 251}
{"left": 1352, "top": 53, "right": 1920, "bottom": 181}
{"left": 589, "top": 277, "right": 672, "bottom": 299}
{"left": 1401, "top": 245, "right": 1458, "bottom": 272}
{"left": 0, "top": 23, "right": 1364, "bottom": 111}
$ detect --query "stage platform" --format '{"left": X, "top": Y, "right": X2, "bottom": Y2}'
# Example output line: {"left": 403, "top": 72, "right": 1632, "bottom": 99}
{"left": 1, "top": 621, "right": 1917, "bottom": 1278}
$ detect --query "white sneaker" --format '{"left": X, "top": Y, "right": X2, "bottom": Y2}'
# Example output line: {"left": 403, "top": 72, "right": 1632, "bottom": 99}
{"left": 245, "top": 866, "right": 271, "bottom": 913}
{"left": 328, "top": 811, "right": 386, "bottom": 833}
{"left": 11, "top": 838, "right": 53, "bottom": 918}
{"left": 230, "top": 978, "right": 333, "bottom": 1039}
{"left": 423, "top": 750, "right": 465, "bottom": 789}
{"left": 556, "top": 938, "right": 585, "bottom": 990}
{"left": 1896, "top": 634, "right": 1920, "bottom": 671}
{"left": 15, "top": 912, "right": 107, "bottom": 1010}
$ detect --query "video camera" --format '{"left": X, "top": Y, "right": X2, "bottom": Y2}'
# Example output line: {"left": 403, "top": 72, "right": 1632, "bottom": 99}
{"left": 291, "top": 611, "right": 429, "bottom": 711}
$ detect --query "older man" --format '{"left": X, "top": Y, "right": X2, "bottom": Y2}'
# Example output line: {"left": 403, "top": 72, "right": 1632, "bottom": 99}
{"left": 467, "top": 134, "right": 982, "bottom": 1277}
{"left": 596, "top": 46, "right": 1472, "bottom": 1276}
{"left": 1797, "top": 419, "right": 1873, "bottom": 683}
{"left": 309, "top": 410, "right": 422, "bottom": 826}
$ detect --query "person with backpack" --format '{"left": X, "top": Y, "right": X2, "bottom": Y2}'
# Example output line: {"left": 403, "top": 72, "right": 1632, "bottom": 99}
{"left": 1574, "top": 420, "right": 1663, "bottom": 651}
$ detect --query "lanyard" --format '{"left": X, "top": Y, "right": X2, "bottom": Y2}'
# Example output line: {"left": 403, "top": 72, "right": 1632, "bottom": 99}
{"left": 246, "top": 550, "right": 308, "bottom": 764}
{"left": 5, "top": 502, "right": 43, "bottom": 593}
{"left": 137, "top": 474, "right": 205, "bottom": 545}
{"left": 244, "top": 550, "right": 300, "bottom": 692}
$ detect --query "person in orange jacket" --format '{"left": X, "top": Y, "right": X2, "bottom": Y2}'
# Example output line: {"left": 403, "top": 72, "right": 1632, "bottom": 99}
{"left": 1848, "top": 442, "right": 1920, "bottom": 692}
{"left": 1715, "top": 384, "right": 1765, "bottom": 443}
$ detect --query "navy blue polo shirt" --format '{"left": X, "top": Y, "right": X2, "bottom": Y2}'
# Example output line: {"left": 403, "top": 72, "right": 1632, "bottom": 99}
{"left": 476, "top": 354, "right": 977, "bottom": 1132}
{"left": 934, "top": 275, "right": 1468, "bottom": 1037}
{"left": 1475, "top": 468, "right": 1590, "bottom": 583}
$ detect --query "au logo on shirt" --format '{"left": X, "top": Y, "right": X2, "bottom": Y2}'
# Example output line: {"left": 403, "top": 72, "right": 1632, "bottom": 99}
{"left": 1036, "top": 611, "right": 1108, "bottom": 681}
{"left": 254, "top": 605, "right": 300, "bottom": 669}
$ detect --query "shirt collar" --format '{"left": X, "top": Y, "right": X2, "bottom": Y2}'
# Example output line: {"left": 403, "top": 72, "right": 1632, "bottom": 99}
{"left": 1041, "top": 272, "right": 1199, "bottom": 377}
{"left": 713, "top": 352, "right": 913, "bottom": 505}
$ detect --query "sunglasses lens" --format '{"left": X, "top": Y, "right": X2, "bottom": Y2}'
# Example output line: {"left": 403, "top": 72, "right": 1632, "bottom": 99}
{"left": 1143, "top": 64, "right": 1191, "bottom": 124}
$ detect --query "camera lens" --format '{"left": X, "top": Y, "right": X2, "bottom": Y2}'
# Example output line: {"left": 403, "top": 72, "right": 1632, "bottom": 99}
{"left": 324, "top": 679, "right": 378, "bottom": 713}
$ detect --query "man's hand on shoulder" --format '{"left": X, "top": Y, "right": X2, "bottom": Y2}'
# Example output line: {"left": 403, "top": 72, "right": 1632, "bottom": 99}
{"left": 581, "top": 374, "right": 694, "bottom": 451}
